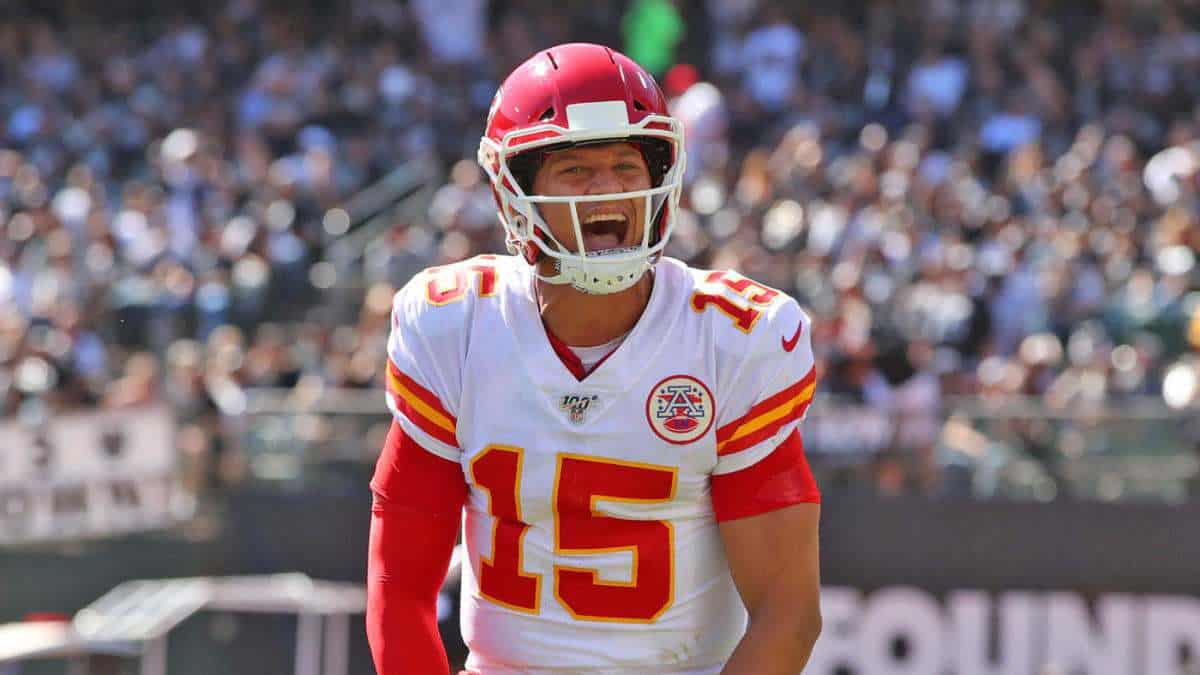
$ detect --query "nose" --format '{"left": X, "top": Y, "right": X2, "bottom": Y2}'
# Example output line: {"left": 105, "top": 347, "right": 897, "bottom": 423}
{"left": 585, "top": 168, "right": 624, "bottom": 195}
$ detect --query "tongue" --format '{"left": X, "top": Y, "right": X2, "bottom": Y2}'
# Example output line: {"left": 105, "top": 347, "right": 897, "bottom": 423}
{"left": 583, "top": 232, "right": 622, "bottom": 251}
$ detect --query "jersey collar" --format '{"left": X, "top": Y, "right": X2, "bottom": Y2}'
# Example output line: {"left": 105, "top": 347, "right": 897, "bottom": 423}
{"left": 506, "top": 260, "right": 679, "bottom": 407}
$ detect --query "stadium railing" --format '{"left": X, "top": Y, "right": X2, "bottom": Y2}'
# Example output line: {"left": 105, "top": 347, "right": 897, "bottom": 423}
{"left": 314, "top": 160, "right": 442, "bottom": 323}
{"left": 0, "top": 574, "right": 365, "bottom": 675}
{"left": 228, "top": 388, "right": 1200, "bottom": 502}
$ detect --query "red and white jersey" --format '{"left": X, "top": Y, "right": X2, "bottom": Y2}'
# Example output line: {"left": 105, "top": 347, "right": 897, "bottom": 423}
{"left": 382, "top": 254, "right": 817, "bottom": 674}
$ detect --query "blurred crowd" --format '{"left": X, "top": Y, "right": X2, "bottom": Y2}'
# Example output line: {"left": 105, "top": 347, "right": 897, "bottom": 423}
{"left": 2, "top": 0, "right": 1200, "bottom": 497}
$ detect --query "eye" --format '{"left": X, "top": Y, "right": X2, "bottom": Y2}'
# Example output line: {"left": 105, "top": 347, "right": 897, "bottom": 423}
{"left": 559, "top": 165, "right": 586, "bottom": 176}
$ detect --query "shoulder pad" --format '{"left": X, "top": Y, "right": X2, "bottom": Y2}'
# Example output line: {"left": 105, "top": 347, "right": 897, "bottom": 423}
{"left": 393, "top": 254, "right": 507, "bottom": 340}
{"left": 688, "top": 269, "right": 811, "bottom": 359}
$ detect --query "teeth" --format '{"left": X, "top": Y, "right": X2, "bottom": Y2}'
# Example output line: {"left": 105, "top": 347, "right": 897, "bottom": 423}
{"left": 583, "top": 213, "right": 627, "bottom": 224}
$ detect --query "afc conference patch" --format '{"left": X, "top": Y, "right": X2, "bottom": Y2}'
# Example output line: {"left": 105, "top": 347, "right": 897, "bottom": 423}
{"left": 646, "top": 375, "right": 715, "bottom": 445}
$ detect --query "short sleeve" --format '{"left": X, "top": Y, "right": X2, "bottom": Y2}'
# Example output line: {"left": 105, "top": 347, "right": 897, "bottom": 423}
{"left": 713, "top": 298, "right": 817, "bottom": 476}
{"left": 384, "top": 274, "right": 467, "bottom": 461}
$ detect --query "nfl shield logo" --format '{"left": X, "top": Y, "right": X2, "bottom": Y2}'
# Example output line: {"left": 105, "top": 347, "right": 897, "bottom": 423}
{"left": 560, "top": 394, "right": 599, "bottom": 425}
{"left": 646, "top": 375, "right": 715, "bottom": 444}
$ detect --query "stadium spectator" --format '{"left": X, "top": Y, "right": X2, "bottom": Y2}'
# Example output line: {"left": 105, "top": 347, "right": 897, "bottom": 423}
{"left": 2, "top": 0, "right": 1198, "bottom": 498}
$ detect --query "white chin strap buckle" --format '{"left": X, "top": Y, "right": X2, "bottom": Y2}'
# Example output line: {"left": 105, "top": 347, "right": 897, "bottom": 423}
{"left": 547, "top": 247, "right": 649, "bottom": 295}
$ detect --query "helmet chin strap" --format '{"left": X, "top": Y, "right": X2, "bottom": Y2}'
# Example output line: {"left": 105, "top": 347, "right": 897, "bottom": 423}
{"left": 536, "top": 248, "right": 651, "bottom": 295}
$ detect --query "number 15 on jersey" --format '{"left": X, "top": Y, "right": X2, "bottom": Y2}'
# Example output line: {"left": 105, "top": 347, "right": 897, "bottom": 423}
{"left": 469, "top": 445, "right": 678, "bottom": 623}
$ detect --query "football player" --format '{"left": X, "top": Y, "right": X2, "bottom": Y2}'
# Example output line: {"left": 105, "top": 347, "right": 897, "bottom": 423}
{"left": 367, "top": 43, "right": 822, "bottom": 674}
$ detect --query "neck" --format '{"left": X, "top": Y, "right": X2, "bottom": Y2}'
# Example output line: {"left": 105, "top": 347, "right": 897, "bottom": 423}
{"left": 536, "top": 267, "right": 654, "bottom": 347}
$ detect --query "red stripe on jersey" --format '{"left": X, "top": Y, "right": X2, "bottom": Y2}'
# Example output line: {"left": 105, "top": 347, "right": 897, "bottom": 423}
{"left": 716, "top": 367, "right": 816, "bottom": 444}
{"left": 717, "top": 398, "right": 813, "bottom": 457}
{"left": 387, "top": 359, "right": 457, "bottom": 423}
{"left": 390, "top": 392, "right": 460, "bottom": 448}
{"left": 386, "top": 359, "right": 459, "bottom": 447}
{"left": 711, "top": 430, "right": 820, "bottom": 522}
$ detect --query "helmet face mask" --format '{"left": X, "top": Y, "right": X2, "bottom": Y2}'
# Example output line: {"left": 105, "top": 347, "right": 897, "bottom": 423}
{"left": 477, "top": 44, "right": 687, "bottom": 295}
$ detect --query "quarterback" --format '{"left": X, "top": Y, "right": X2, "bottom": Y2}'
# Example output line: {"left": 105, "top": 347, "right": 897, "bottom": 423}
{"left": 367, "top": 43, "right": 822, "bottom": 674}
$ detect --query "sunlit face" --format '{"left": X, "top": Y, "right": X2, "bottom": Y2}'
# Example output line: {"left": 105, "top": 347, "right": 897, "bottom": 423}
{"left": 530, "top": 142, "right": 652, "bottom": 254}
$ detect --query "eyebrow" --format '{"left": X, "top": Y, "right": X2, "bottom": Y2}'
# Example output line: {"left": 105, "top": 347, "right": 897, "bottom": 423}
{"left": 547, "top": 146, "right": 643, "bottom": 164}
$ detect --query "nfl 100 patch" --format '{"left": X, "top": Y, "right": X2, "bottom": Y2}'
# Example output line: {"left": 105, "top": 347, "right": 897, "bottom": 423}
{"left": 560, "top": 393, "right": 600, "bottom": 425}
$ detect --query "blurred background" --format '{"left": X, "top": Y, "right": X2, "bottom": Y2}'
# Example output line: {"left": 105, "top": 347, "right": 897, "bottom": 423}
{"left": 1, "top": 0, "right": 1200, "bottom": 673}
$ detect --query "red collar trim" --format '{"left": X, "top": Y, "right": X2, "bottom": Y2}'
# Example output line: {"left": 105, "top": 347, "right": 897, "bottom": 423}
{"left": 542, "top": 325, "right": 621, "bottom": 382}
{"left": 544, "top": 327, "right": 588, "bottom": 380}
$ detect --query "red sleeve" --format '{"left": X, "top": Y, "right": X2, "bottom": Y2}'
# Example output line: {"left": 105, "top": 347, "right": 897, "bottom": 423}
{"left": 367, "top": 422, "right": 468, "bottom": 675}
{"left": 371, "top": 418, "right": 468, "bottom": 512}
{"left": 711, "top": 430, "right": 820, "bottom": 523}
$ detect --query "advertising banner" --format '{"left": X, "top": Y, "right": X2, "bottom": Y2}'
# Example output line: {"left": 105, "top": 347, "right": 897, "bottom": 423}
{"left": 0, "top": 405, "right": 192, "bottom": 546}
{"left": 808, "top": 586, "right": 1200, "bottom": 674}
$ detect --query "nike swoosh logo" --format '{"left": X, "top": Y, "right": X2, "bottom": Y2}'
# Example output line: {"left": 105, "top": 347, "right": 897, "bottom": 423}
{"left": 781, "top": 320, "right": 803, "bottom": 352}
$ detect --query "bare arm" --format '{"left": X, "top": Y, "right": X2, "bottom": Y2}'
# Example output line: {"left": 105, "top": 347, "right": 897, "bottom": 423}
{"left": 718, "top": 502, "right": 822, "bottom": 674}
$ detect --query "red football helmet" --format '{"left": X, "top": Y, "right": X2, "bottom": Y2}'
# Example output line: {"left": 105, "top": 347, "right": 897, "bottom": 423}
{"left": 477, "top": 43, "right": 686, "bottom": 294}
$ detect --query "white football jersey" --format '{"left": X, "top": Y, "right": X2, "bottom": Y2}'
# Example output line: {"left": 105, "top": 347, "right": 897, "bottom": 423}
{"left": 384, "top": 254, "right": 816, "bottom": 674}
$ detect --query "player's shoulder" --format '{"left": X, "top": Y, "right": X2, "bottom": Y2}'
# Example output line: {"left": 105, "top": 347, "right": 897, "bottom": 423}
{"left": 391, "top": 254, "right": 524, "bottom": 338}
{"left": 670, "top": 259, "right": 813, "bottom": 362}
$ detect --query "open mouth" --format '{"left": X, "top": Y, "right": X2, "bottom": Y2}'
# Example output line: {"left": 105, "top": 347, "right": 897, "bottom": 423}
{"left": 580, "top": 211, "right": 629, "bottom": 251}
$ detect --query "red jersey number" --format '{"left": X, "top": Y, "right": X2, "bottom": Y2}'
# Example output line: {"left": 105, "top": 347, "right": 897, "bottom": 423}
{"left": 469, "top": 446, "right": 677, "bottom": 622}
{"left": 690, "top": 270, "right": 780, "bottom": 332}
